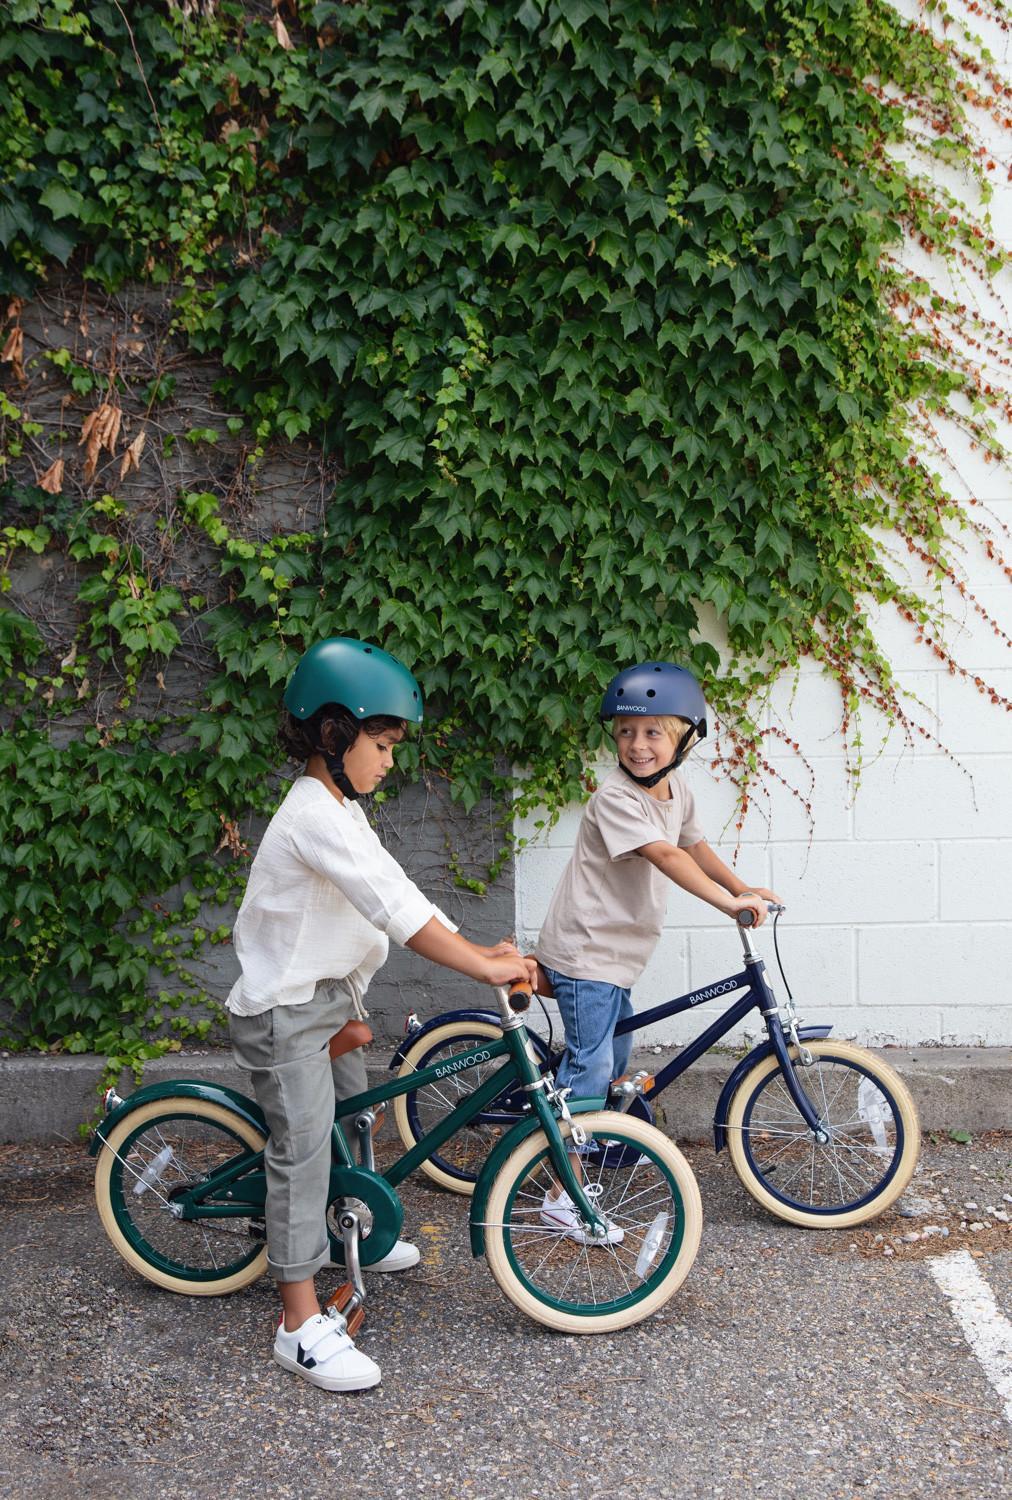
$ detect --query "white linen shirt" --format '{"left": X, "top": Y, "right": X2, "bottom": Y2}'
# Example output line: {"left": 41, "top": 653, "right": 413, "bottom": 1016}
{"left": 225, "top": 776, "right": 453, "bottom": 1018}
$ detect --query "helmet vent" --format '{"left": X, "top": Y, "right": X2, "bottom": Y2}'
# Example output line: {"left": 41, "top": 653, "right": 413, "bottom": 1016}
{"left": 646, "top": 689, "right": 656, "bottom": 697}
{"left": 617, "top": 687, "right": 625, "bottom": 696}
{"left": 364, "top": 646, "right": 373, "bottom": 653}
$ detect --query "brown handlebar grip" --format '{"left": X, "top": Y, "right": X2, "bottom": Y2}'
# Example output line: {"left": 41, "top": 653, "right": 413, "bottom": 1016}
{"left": 508, "top": 981, "right": 533, "bottom": 1012}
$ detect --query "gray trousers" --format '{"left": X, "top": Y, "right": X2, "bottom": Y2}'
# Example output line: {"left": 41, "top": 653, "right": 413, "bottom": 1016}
{"left": 229, "top": 980, "right": 368, "bottom": 1283}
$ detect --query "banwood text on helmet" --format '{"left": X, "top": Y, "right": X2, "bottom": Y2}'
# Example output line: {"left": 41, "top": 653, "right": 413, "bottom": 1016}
{"left": 284, "top": 637, "right": 422, "bottom": 799}
{"left": 600, "top": 661, "right": 707, "bottom": 788}
{"left": 284, "top": 637, "right": 423, "bottom": 724}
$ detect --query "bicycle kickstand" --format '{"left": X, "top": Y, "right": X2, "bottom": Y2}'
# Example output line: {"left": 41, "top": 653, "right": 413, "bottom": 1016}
{"left": 325, "top": 1207, "right": 367, "bottom": 1338}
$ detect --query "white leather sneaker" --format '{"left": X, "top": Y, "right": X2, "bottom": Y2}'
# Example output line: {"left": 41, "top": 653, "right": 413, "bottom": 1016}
{"left": 273, "top": 1308, "right": 380, "bottom": 1391}
{"left": 364, "top": 1238, "right": 420, "bottom": 1273}
{"left": 540, "top": 1189, "right": 624, "bottom": 1246}
{"left": 328, "top": 1238, "right": 421, "bottom": 1273}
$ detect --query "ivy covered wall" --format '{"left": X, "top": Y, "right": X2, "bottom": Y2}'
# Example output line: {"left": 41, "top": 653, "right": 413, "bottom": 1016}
{"left": 1, "top": 0, "right": 1010, "bottom": 1065}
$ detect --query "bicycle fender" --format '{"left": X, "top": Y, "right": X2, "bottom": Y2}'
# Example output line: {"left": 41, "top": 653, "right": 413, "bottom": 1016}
{"left": 711, "top": 1027, "right": 833, "bottom": 1153}
{"left": 387, "top": 1009, "right": 501, "bottom": 1068}
{"left": 88, "top": 1079, "right": 267, "bottom": 1156}
{"left": 468, "top": 1098, "right": 606, "bottom": 1259}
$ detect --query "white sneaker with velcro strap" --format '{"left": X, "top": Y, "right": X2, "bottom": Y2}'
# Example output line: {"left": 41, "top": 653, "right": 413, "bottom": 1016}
{"left": 540, "top": 1188, "right": 625, "bottom": 1246}
{"left": 273, "top": 1308, "right": 381, "bottom": 1391}
{"left": 327, "top": 1237, "right": 421, "bottom": 1273}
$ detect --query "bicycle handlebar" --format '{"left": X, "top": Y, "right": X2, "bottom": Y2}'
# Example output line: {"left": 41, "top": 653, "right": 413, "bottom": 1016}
{"left": 736, "top": 902, "right": 787, "bottom": 928}
{"left": 507, "top": 981, "right": 533, "bottom": 1012}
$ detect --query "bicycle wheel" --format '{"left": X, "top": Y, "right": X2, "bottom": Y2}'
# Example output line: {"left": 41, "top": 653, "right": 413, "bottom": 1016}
{"left": 725, "top": 1039, "right": 920, "bottom": 1228}
{"left": 393, "top": 1021, "right": 533, "bottom": 1194}
{"left": 95, "top": 1097, "right": 269, "bottom": 1295}
{"left": 483, "top": 1112, "right": 702, "bottom": 1333}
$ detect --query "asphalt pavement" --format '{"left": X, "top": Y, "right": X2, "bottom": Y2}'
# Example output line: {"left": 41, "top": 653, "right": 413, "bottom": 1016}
{"left": 0, "top": 1130, "right": 1009, "bottom": 1500}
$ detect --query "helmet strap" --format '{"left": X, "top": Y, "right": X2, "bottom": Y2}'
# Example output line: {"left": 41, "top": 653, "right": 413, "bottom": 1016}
{"left": 618, "top": 757, "right": 678, "bottom": 790}
{"left": 616, "top": 725, "right": 698, "bottom": 788}
{"left": 323, "top": 750, "right": 361, "bottom": 802}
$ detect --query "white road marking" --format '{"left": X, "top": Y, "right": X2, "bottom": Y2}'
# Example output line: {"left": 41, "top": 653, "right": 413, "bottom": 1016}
{"left": 927, "top": 1249, "right": 1012, "bottom": 1426}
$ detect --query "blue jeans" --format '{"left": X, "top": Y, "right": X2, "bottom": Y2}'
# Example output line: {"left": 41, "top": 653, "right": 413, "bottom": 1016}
{"left": 542, "top": 965, "right": 634, "bottom": 1102}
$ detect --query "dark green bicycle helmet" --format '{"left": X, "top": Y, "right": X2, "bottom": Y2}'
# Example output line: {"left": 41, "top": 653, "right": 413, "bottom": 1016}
{"left": 284, "top": 637, "right": 424, "bottom": 724}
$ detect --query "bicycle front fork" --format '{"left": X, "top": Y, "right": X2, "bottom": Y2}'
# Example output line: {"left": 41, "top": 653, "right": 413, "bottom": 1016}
{"left": 767, "top": 1018, "right": 828, "bottom": 1140}
{"left": 531, "top": 1079, "right": 614, "bottom": 1242}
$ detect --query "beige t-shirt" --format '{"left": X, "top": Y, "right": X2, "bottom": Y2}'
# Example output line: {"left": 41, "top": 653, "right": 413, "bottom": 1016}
{"left": 535, "top": 767, "right": 705, "bottom": 988}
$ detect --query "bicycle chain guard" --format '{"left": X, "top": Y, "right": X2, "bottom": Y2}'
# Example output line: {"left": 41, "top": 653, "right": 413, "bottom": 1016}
{"left": 325, "top": 1165, "right": 403, "bottom": 1268}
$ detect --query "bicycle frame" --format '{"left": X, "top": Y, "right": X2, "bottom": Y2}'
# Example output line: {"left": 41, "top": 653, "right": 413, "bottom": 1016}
{"left": 91, "top": 995, "right": 610, "bottom": 1236}
{"left": 618, "top": 929, "right": 825, "bottom": 1134}
{"left": 394, "top": 920, "right": 830, "bottom": 1139}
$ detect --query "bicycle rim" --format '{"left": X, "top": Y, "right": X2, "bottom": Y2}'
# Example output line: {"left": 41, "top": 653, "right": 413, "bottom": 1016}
{"left": 727, "top": 1041, "right": 919, "bottom": 1226}
{"left": 97, "top": 1100, "right": 267, "bottom": 1291}
{"left": 484, "top": 1113, "right": 701, "bottom": 1333}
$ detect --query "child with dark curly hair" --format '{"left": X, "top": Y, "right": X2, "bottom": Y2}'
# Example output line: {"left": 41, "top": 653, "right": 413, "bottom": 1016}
{"left": 228, "top": 636, "right": 533, "bottom": 1392}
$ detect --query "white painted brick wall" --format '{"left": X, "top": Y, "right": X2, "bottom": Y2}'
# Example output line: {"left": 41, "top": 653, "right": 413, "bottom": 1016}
{"left": 516, "top": 5, "right": 1012, "bottom": 1048}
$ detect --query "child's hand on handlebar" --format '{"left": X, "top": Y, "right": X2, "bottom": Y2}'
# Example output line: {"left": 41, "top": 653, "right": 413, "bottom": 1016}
{"left": 475, "top": 938, "right": 523, "bottom": 961}
{"left": 480, "top": 952, "right": 539, "bottom": 988}
{"left": 728, "top": 892, "right": 768, "bottom": 926}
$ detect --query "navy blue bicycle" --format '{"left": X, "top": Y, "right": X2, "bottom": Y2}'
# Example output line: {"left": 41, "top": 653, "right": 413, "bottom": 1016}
{"left": 390, "top": 906, "right": 920, "bottom": 1228}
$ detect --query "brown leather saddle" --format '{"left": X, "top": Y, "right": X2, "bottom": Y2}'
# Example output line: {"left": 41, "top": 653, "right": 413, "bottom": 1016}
{"left": 328, "top": 1017, "right": 373, "bottom": 1059}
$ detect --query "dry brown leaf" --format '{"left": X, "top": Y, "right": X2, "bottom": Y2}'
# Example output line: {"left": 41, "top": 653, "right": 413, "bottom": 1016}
{"left": 272, "top": 14, "right": 294, "bottom": 50}
{"left": 38, "top": 458, "right": 65, "bottom": 495}
{"left": 226, "top": 71, "right": 240, "bottom": 108}
{"left": 4, "top": 298, "right": 23, "bottom": 326}
{"left": 79, "top": 401, "right": 122, "bottom": 481}
{"left": 60, "top": 641, "right": 78, "bottom": 671}
{"left": 122, "top": 338, "right": 145, "bottom": 356}
{"left": 119, "top": 429, "right": 146, "bottom": 479}
{"left": 1, "top": 325, "right": 24, "bottom": 381}
{"left": 215, "top": 814, "right": 249, "bottom": 858}
{"left": 220, "top": 118, "right": 240, "bottom": 141}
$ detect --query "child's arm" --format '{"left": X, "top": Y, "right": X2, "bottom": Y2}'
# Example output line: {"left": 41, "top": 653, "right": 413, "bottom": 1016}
{"left": 406, "top": 917, "right": 538, "bottom": 987}
{"left": 685, "top": 840, "right": 781, "bottom": 908}
{"left": 635, "top": 839, "right": 774, "bottom": 925}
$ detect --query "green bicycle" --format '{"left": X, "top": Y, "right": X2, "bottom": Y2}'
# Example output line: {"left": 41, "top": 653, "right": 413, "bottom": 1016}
{"left": 91, "top": 982, "right": 703, "bottom": 1335}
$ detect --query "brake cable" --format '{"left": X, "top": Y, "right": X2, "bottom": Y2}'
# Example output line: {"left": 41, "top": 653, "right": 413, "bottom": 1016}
{"left": 535, "top": 990, "right": 556, "bottom": 1054}
{"left": 772, "top": 906, "right": 793, "bottom": 1002}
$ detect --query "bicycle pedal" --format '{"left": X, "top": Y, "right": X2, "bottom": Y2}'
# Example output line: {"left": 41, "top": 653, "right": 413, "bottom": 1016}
{"left": 325, "top": 1281, "right": 365, "bottom": 1339}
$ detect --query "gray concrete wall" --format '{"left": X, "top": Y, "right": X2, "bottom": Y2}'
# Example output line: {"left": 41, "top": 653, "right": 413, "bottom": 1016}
{"left": 4, "top": 1045, "right": 1009, "bottom": 1145}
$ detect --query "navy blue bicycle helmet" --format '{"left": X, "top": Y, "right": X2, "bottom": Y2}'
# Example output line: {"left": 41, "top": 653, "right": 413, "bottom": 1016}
{"left": 601, "top": 662, "right": 707, "bottom": 787}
